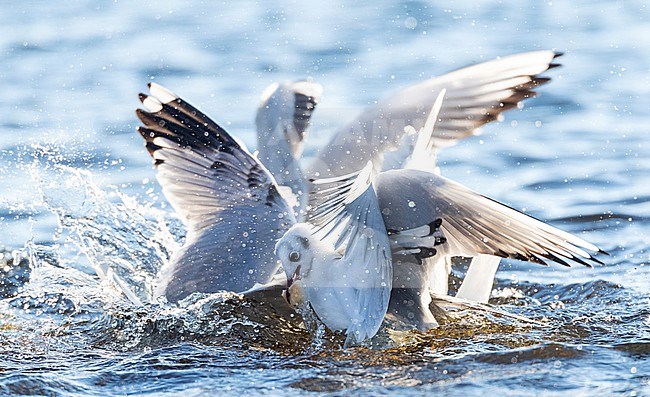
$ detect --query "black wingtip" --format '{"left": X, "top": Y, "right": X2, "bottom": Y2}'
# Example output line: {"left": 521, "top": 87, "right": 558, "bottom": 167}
{"left": 147, "top": 82, "right": 153, "bottom": 88}
{"left": 386, "top": 228, "right": 399, "bottom": 236}
{"left": 589, "top": 255, "right": 605, "bottom": 266}
{"left": 529, "top": 254, "right": 551, "bottom": 267}
{"left": 428, "top": 218, "right": 443, "bottom": 233}
{"left": 419, "top": 247, "right": 437, "bottom": 258}
{"left": 553, "top": 51, "right": 564, "bottom": 58}
{"left": 136, "top": 125, "right": 150, "bottom": 139}
{"left": 568, "top": 254, "right": 594, "bottom": 268}
{"left": 138, "top": 93, "right": 148, "bottom": 103}
{"left": 546, "top": 253, "right": 572, "bottom": 268}
{"left": 548, "top": 63, "right": 562, "bottom": 70}
{"left": 135, "top": 108, "right": 152, "bottom": 124}
{"left": 528, "top": 77, "right": 551, "bottom": 88}
{"left": 145, "top": 141, "right": 161, "bottom": 156}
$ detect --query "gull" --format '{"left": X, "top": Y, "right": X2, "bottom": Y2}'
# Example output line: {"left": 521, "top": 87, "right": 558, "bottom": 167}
{"left": 256, "top": 50, "right": 564, "bottom": 303}
{"left": 276, "top": 93, "right": 606, "bottom": 335}
{"left": 274, "top": 163, "right": 392, "bottom": 346}
{"left": 134, "top": 83, "right": 606, "bottom": 345}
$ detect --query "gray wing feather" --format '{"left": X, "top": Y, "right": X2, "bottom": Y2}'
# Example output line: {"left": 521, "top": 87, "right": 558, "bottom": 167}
{"left": 308, "top": 163, "right": 392, "bottom": 345}
{"left": 376, "top": 169, "right": 606, "bottom": 268}
{"left": 255, "top": 81, "right": 323, "bottom": 215}
{"left": 136, "top": 83, "right": 295, "bottom": 302}
{"left": 256, "top": 81, "right": 323, "bottom": 156}
{"left": 309, "top": 50, "right": 562, "bottom": 177}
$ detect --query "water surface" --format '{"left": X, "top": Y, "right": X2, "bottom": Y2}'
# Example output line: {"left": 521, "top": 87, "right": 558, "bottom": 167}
{"left": 1, "top": 1, "right": 649, "bottom": 395}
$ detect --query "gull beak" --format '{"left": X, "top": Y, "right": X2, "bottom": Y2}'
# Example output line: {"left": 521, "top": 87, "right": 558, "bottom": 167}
{"left": 285, "top": 265, "right": 302, "bottom": 305}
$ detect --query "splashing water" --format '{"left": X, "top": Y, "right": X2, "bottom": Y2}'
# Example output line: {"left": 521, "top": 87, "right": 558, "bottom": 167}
{"left": 2, "top": 161, "right": 648, "bottom": 393}
{"left": 10, "top": 147, "right": 633, "bottom": 357}
{"left": 2, "top": 149, "right": 318, "bottom": 355}
{"left": 33, "top": 159, "right": 181, "bottom": 306}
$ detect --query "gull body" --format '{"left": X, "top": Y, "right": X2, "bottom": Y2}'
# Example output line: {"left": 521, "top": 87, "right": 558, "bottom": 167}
{"left": 276, "top": 224, "right": 369, "bottom": 333}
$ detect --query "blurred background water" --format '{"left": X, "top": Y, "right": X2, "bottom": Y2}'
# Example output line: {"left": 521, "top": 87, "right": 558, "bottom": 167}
{"left": 0, "top": 1, "right": 649, "bottom": 396}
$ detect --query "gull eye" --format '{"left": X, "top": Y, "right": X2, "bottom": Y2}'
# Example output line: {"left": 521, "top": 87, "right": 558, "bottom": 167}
{"left": 289, "top": 251, "right": 300, "bottom": 262}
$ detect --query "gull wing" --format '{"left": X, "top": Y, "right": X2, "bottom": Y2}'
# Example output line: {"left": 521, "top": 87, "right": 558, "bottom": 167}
{"left": 401, "top": 89, "right": 446, "bottom": 173}
{"left": 309, "top": 50, "right": 562, "bottom": 177}
{"left": 308, "top": 162, "right": 392, "bottom": 346}
{"left": 136, "top": 83, "right": 295, "bottom": 301}
{"left": 255, "top": 81, "right": 323, "bottom": 216}
{"left": 454, "top": 254, "right": 501, "bottom": 303}
{"left": 256, "top": 80, "right": 323, "bottom": 158}
{"left": 375, "top": 169, "right": 606, "bottom": 268}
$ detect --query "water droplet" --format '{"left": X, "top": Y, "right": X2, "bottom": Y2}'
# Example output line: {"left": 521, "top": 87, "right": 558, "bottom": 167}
{"left": 408, "top": 200, "right": 416, "bottom": 208}
{"left": 404, "top": 17, "right": 417, "bottom": 29}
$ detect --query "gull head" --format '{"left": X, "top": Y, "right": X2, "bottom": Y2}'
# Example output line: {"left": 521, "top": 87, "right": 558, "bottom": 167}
{"left": 274, "top": 223, "right": 317, "bottom": 305}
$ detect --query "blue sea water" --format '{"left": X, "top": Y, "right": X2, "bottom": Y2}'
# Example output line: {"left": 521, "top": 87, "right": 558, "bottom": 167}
{"left": 0, "top": 1, "right": 649, "bottom": 395}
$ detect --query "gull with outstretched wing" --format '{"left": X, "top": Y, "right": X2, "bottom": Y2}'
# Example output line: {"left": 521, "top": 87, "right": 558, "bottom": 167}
{"left": 255, "top": 51, "right": 565, "bottom": 304}
{"left": 297, "top": 92, "right": 606, "bottom": 330}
